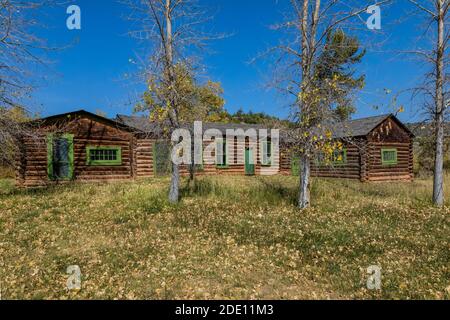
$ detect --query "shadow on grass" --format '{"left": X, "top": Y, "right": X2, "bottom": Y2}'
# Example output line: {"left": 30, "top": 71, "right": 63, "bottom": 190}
{"left": 1, "top": 181, "right": 94, "bottom": 198}
{"left": 254, "top": 177, "right": 298, "bottom": 206}
{"left": 180, "top": 176, "right": 298, "bottom": 206}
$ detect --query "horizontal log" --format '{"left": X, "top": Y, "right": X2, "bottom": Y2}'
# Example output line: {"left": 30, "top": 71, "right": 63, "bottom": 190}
{"left": 137, "top": 170, "right": 153, "bottom": 173}
{"left": 367, "top": 175, "right": 412, "bottom": 181}
{"left": 369, "top": 171, "right": 410, "bottom": 177}
{"left": 75, "top": 174, "right": 132, "bottom": 179}
{"left": 74, "top": 166, "right": 131, "bottom": 172}
{"left": 312, "top": 174, "right": 360, "bottom": 179}
{"left": 370, "top": 166, "right": 409, "bottom": 171}
{"left": 136, "top": 156, "right": 153, "bottom": 161}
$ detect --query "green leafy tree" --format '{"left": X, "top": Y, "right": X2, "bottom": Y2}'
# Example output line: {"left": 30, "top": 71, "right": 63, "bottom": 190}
{"left": 313, "top": 29, "right": 365, "bottom": 121}
{"left": 269, "top": 0, "right": 382, "bottom": 209}
{"left": 228, "top": 108, "right": 282, "bottom": 124}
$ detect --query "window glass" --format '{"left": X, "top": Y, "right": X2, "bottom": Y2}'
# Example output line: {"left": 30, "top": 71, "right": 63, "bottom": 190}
{"left": 382, "top": 149, "right": 397, "bottom": 165}
{"left": 86, "top": 146, "right": 122, "bottom": 166}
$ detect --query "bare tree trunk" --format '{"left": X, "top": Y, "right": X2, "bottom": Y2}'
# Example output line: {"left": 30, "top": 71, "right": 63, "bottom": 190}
{"left": 169, "top": 161, "right": 180, "bottom": 202}
{"left": 165, "top": 0, "right": 180, "bottom": 204}
{"left": 127, "top": 0, "right": 217, "bottom": 202}
{"left": 434, "top": 114, "right": 444, "bottom": 206}
{"left": 433, "top": 0, "right": 445, "bottom": 206}
{"left": 298, "top": 0, "right": 312, "bottom": 209}
{"left": 298, "top": 155, "right": 310, "bottom": 209}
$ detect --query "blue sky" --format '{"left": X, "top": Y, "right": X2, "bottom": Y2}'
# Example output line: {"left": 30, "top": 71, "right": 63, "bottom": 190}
{"left": 32, "top": 0, "right": 431, "bottom": 122}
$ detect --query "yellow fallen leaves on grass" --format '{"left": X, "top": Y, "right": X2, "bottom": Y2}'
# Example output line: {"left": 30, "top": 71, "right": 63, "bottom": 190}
{"left": 0, "top": 175, "right": 448, "bottom": 299}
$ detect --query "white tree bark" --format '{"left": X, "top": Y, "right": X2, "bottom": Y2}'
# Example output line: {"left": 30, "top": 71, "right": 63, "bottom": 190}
{"left": 164, "top": 0, "right": 181, "bottom": 204}
{"left": 433, "top": 0, "right": 445, "bottom": 206}
{"left": 169, "top": 161, "right": 180, "bottom": 203}
{"left": 298, "top": 155, "right": 310, "bottom": 209}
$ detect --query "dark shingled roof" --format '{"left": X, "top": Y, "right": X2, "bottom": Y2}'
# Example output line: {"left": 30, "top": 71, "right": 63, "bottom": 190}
{"left": 31, "top": 110, "right": 412, "bottom": 140}
{"left": 30, "top": 109, "right": 137, "bottom": 132}
{"left": 115, "top": 114, "right": 167, "bottom": 135}
{"left": 115, "top": 114, "right": 269, "bottom": 136}
{"left": 331, "top": 114, "right": 392, "bottom": 138}
{"left": 115, "top": 113, "right": 409, "bottom": 139}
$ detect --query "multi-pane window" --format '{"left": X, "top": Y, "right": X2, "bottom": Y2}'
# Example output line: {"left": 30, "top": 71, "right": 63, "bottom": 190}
{"left": 381, "top": 148, "right": 397, "bottom": 165}
{"left": 86, "top": 146, "right": 122, "bottom": 166}
{"left": 90, "top": 149, "right": 117, "bottom": 161}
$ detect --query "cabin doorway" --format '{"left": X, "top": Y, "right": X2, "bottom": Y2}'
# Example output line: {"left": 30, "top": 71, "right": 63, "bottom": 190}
{"left": 245, "top": 148, "right": 255, "bottom": 176}
{"left": 48, "top": 134, "right": 74, "bottom": 180}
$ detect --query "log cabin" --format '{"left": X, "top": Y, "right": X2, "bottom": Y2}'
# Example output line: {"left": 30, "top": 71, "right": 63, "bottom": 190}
{"left": 15, "top": 110, "right": 414, "bottom": 187}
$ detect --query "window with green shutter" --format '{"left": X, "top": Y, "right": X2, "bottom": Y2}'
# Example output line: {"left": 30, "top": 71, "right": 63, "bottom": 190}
{"left": 381, "top": 148, "right": 398, "bottom": 165}
{"left": 86, "top": 146, "right": 122, "bottom": 166}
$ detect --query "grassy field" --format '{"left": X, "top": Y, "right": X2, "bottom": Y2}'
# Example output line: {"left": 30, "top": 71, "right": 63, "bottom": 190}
{"left": 0, "top": 175, "right": 448, "bottom": 300}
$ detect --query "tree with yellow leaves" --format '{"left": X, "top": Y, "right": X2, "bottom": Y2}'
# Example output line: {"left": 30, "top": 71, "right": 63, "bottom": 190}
{"left": 135, "top": 63, "right": 227, "bottom": 124}
{"left": 269, "top": 0, "right": 388, "bottom": 209}
{"left": 124, "top": 0, "right": 225, "bottom": 203}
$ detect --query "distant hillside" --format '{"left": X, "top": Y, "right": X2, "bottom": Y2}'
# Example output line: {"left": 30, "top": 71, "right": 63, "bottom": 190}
{"left": 226, "top": 109, "right": 290, "bottom": 126}
{"left": 406, "top": 122, "right": 450, "bottom": 138}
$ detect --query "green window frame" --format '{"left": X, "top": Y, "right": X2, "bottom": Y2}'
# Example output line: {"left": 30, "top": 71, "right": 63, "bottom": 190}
{"left": 261, "top": 140, "right": 272, "bottom": 166}
{"left": 216, "top": 138, "right": 228, "bottom": 168}
{"left": 332, "top": 149, "right": 347, "bottom": 166}
{"left": 381, "top": 148, "right": 398, "bottom": 166}
{"left": 47, "top": 133, "right": 74, "bottom": 181}
{"left": 86, "top": 146, "right": 122, "bottom": 166}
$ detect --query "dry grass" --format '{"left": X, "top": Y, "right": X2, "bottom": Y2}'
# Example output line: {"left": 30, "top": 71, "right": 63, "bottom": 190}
{"left": 0, "top": 175, "right": 448, "bottom": 300}
{"left": 0, "top": 165, "right": 14, "bottom": 179}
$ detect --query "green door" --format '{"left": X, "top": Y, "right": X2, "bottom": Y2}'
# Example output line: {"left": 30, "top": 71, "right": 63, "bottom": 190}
{"left": 245, "top": 148, "right": 255, "bottom": 175}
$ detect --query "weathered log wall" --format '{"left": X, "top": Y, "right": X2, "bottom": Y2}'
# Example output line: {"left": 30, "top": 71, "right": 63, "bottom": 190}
{"left": 310, "top": 143, "right": 362, "bottom": 180}
{"left": 17, "top": 114, "right": 414, "bottom": 187}
{"left": 365, "top": 117, "right": 414, "bottom": 181}
{"left": 17, "top": 117, "right": 135, "bottom": 187}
